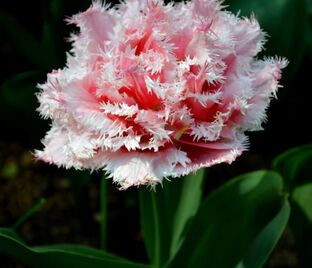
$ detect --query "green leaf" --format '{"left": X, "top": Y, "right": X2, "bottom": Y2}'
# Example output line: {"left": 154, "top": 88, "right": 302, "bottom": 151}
{"left": 0, "top": 228, "right": 150, "bottom": 268}
{"left": 169, "top": 169, "right": 206, "bottom": 257}
{"left": 100, "top": 175, "right": 109, "bottom": 250}
{"left": 236, "top": 199, "right": 290, "bottom": 268}
{"left": 139, "top": 187, "right": 169, "bottom": 267}
{"left": 167, "top": 170, "right": 286, "bottom": 268}
{"left": 226, "top": 0, "right": 309, "bottom": 79}
{"left": 292, "top": 183, "right": 312, "bottom": 223}
{"left": 289, "top": 183, "right": 312, "bottom": 266}
{"left": 139, "top": 169, "right": 206, "bottom": 267}
{"left": 274, "top": 145, "right": 312, "bottom": 267}
{"left": 273, "top": 144, "right": 312, "bottom": 188}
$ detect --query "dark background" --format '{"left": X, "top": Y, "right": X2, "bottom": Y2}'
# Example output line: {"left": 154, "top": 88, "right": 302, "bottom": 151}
{"left": 0, "top": 0, "right": 311, "bottom": 267}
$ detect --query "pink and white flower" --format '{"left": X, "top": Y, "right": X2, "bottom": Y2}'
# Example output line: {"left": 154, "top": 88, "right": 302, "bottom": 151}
{"left": 36, "top": 0, "right": 287, "bottom": 189}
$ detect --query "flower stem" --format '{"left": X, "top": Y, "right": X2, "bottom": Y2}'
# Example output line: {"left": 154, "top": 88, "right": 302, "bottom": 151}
{"left": 100, "top": 175, "right": 108, "bottom": 250}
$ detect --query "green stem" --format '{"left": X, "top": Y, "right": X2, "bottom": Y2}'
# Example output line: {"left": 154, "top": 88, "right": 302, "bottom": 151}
{"left": 100, "top": 175, "right": 108, "bottom": 250}
{"left": 151, "top": 192, "right": 161, "bottom": 268}
{"left": 12, "top": 198, "right": 45, "bottom": 231}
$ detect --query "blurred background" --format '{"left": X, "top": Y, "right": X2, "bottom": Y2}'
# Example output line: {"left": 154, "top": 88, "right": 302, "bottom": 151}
{"left": 0, "top": 0, "right": 311, "bottom": 267}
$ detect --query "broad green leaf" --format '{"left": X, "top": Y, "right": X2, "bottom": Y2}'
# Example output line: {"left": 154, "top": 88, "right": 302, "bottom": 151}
{"left": 292, "top": 183, "right": 312, "bottom": 223}
{"left": 274, "top": 146, "right": 312, "bottom": 267}
{"left": 289, "top": 183, "right": 312, "bottom": 266}
{"left": 236, "top": 199, "right": 290, "bottom": 268}
{"left": 169, "top": 169, "right": 206, "bottom": 258}
{"left": 226, "top": 0, "right": 309, "bottom": 79}
{"left": 0, "top": 228, "right": 150, "bottom": 268}
{"left": 273, "top": 144, "right": 312, "bottom": 188}
{"left": 167, "top": 170, "right": 286, "bottom": 268}
{"left": 139, "top": 169, "right": 206, "bottom": 267}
